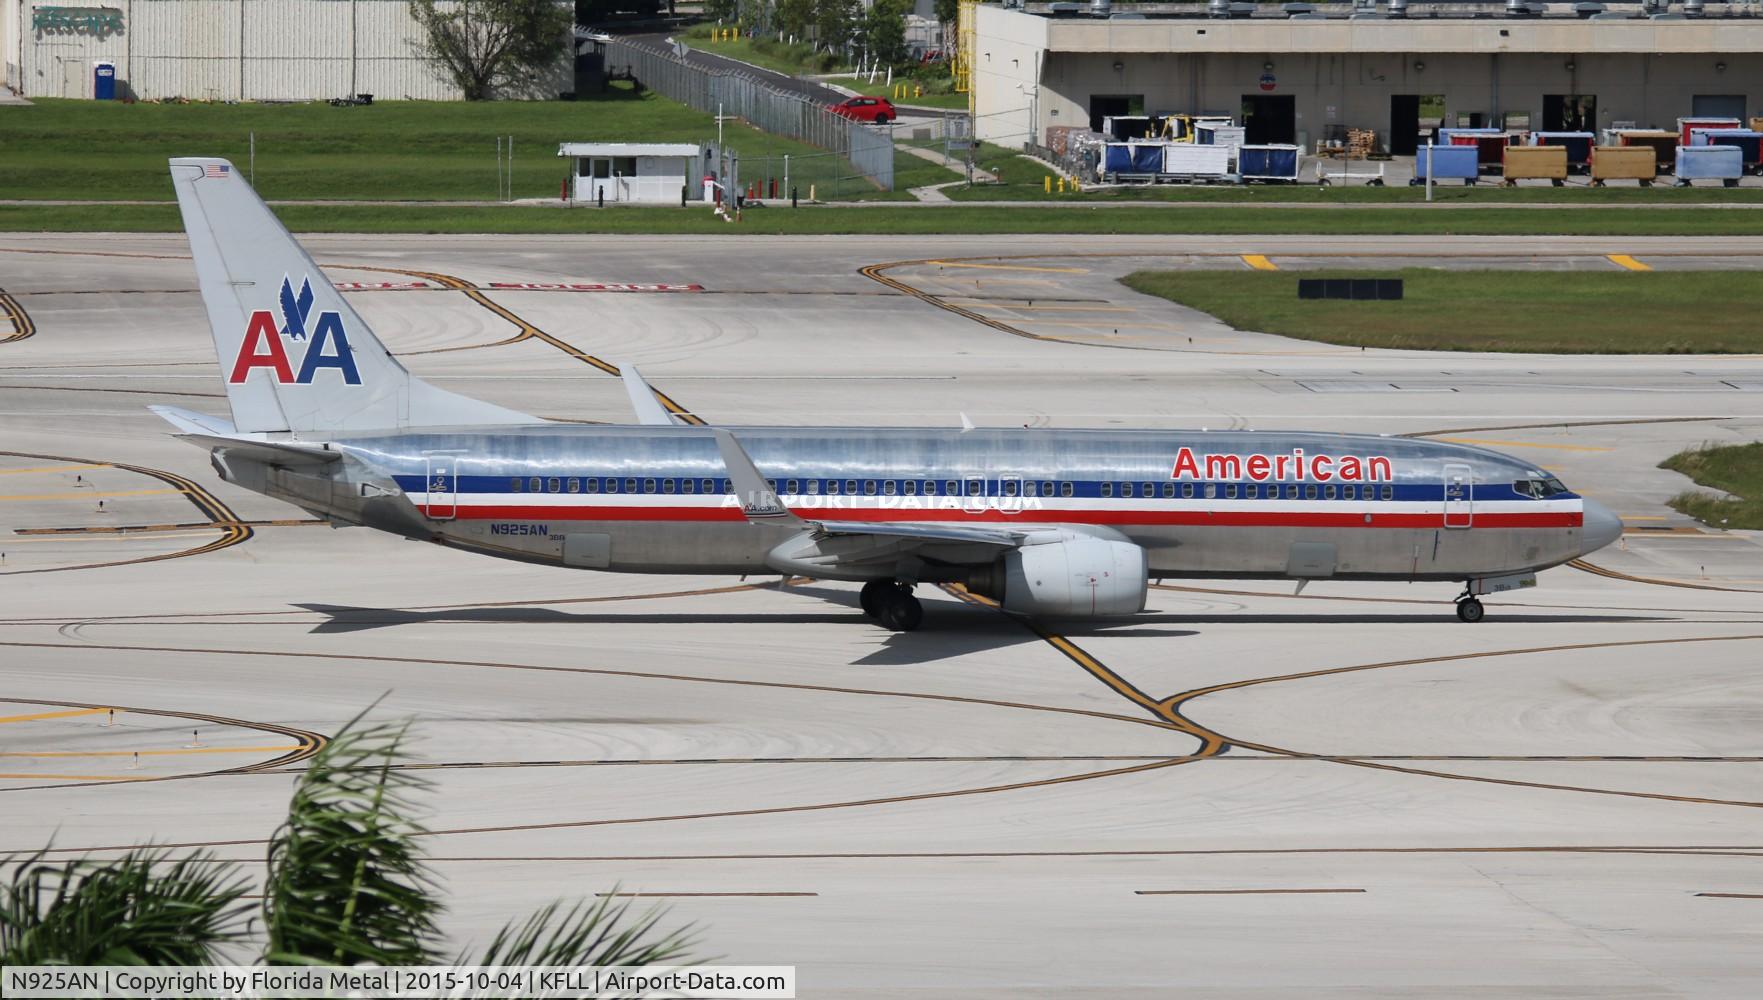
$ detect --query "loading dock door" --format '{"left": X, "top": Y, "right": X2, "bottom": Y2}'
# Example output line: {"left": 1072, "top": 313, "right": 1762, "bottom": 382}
{"left": 1543, "top": 95, "right": 1597, "bottom": 133}
{"left": 1089, "top": 95, "right": 1142, "bottom": 134}
{"left": 1241, "top": 95, "right": 1295, "bottom": 145}
{"left": 1692, "top": 95, "right": 1747, "bottom": 121}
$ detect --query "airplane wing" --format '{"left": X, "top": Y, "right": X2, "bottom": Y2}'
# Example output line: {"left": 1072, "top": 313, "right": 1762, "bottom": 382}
{"left": 714, "top": 427, "right": 1042, "bottom": 572}
{"left": 622, "top": 365, "right": 687, "bottom": 426}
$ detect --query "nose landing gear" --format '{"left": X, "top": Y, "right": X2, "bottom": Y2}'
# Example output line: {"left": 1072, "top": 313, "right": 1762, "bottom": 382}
{"left": 1455, "top": 597, "right": 1485, "bottom": 623}
{"left": 860, "top": 580, "right": 924, "bottom": 632}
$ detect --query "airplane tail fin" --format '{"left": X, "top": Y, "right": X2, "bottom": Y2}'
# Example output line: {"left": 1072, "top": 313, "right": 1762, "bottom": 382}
{"left": 169, "top": 157, "right": 538, "bottom": 435}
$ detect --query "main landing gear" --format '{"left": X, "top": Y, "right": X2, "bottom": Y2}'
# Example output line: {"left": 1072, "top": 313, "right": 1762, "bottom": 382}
{"left": 1454, "top": 586, "right": 1486, "bottom": 623}
{"left": 860, "top": 580, "right": 924, "bottom": 632}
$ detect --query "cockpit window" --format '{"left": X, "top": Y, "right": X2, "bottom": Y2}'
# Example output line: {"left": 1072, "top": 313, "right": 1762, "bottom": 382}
{"left": 1514, "top": 477, "right": 1570, "bottom": 499}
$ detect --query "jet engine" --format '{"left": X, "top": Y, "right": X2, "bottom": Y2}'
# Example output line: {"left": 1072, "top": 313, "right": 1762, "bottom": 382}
{"left": 968, "top": 532, "right": 1148, "bottom": 617}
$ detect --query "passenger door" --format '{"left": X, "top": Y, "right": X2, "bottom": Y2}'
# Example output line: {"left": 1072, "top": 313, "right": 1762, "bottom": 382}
{"left": 424, "top": 453, "right": 459, "bottom": 521}
{"left": 1443, "top": 463, "right": 1473, "bottom": 529}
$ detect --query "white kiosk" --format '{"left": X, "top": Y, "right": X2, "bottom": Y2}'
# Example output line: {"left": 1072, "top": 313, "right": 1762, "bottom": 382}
{"left": 559, "top": 142, "right": 709, "bottom": 204}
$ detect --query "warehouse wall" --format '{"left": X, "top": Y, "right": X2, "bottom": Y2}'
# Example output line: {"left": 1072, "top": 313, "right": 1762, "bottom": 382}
{"left": 1036, "top": 51, "right": 1760, "bottom": 149}
{"left": 10, "top": 0, "right": 569, "bottom": 101}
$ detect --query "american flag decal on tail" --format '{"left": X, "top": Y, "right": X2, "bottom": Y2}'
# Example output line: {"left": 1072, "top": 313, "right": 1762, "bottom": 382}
{"left": 204, "top": 164, "right": 230, "bottom": 178}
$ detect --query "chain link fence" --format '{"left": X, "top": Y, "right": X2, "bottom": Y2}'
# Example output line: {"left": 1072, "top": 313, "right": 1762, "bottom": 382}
{"left": 603, "top": 38, "right": 893, "bottom": 195}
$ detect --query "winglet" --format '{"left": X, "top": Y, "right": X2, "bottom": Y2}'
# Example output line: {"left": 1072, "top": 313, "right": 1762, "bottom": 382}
{"left": 713, "top": 429, "right": 801, "bottom": 524}
{"left": 959, "top": 411, "right": 975, "bottom": 433}
{"left": 621, "top": 364, "right": 685, "bottom": 426}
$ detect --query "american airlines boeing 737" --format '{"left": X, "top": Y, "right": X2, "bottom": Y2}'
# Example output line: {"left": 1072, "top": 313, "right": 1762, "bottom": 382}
{"left": 155, "top": 158, "right": 1621, "bottom": 630}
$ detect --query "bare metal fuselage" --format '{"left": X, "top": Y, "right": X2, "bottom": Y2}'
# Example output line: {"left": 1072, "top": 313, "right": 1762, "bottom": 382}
{"left": 221, "top": 425, "right": 1592, "bottom": 585}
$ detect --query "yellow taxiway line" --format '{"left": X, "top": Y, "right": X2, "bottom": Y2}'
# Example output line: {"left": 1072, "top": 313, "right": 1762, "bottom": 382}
{"left": 0, "top": 488, "right": 182, "bottom": 502}
{"left": 1241, "top": 254, "right": 1279, "bottom": 271}
{"left": 1607, "top": 254, "right": 1652, "bottom": 271}
{"left": 0, "top": 707, "right": 110, "bottom": 725}
{"left": 0, "top": 744, "right": 301, "bottom": 758}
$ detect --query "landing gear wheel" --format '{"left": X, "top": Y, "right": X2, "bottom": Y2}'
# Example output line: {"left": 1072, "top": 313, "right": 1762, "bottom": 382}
{"left": 859, "top": 580, "right": 891, "bottom": 619}
{"left": 875, "top": 586, "right": 924, "bottom": 632}
{"left": 1456, "top": 598, "right": 1485, "bottom": 623}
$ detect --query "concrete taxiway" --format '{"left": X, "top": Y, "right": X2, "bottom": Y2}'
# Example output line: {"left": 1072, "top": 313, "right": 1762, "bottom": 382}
{"left": 1, "top": 233, "right": 1761, "bottom": 997}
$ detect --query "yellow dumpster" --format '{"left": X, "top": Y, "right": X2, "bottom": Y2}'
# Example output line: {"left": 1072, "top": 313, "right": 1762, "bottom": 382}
{"left": 1590, "top": 145, "right": 1656, "bottom": 187}
{"left": 1502, "top": 144, "right": 1569, "bottom": 186}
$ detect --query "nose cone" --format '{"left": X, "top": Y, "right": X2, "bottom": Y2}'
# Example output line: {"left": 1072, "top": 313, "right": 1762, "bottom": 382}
{"left": 1580, "top": 499, "right": 1622, "bottom": 556}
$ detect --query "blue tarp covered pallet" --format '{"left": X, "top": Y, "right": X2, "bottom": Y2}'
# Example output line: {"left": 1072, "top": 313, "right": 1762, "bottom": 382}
{"left": 1675, "top": 145, "right": 1744, "bottom": 186}
{"left": 1238, "top": 144, "right": 1300, "bottom": 182}
{"left": 1691, "top": 130, "right": 1763, "bottom": 169}
{"left": 1410, "top": 145, "right": 1480, "bottom": 185}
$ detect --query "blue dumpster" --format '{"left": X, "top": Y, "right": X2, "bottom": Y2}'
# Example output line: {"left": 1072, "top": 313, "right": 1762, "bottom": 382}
{"left": 93, "top": 61, "right": 116, "bottom": 100}
{"left": 1675, "top": 145, "right": 1744, "bottom": 187}
{"left": 1411, "top": 144, "right": 1480, "bottom": 185}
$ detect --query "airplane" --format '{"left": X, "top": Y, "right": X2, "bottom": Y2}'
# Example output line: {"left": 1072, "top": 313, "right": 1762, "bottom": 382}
{"left": 153, "top": 157, "right": 1622, "bottom": 630}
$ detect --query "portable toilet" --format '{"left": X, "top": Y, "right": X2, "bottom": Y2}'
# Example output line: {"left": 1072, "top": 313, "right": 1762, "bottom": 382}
{"left": 93, "top": 61, "right": 116, "bottom": 100}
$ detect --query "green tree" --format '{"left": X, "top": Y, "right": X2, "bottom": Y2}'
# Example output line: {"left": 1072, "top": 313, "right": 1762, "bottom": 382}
{"left": 934, "top": 0, "right": 959, "bottom": 30}
{"left": 706, "top": 0, "right": 737, "bottom": 19}
{"left": 409, "top": 0, "right": 572, "bottom": 101}
{"left": 1, "top": 715, "right": 700, "bottom": 977}
{"left": 776, "top": 0, "right": 816, "bottom": 39}
{"left": 814, "top": 0, "right": 859, "bottom": 51}
{"left": 863, "top": 0, "right": 910, "bottom": 67}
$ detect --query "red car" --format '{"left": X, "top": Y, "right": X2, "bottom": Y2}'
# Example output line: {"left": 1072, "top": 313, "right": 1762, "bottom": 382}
{"left": 830, "top": 96, "right": 897, "bottom": 124}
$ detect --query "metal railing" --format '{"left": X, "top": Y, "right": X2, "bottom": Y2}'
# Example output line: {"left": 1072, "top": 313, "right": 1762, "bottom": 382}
{"left": 603, "top": 37, "right": 893, "bottom": 193}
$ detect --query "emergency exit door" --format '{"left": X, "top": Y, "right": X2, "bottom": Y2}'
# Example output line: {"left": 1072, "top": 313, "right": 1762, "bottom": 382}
{"left": 1443, "top": 463, "right": 1473, "bottom": 529}
{"left": 424, "top": 453, "right": 458, "bottom": 520}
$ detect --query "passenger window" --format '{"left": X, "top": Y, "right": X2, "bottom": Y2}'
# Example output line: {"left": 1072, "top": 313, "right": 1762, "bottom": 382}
{"left": 1061, "top": 482, "right": 1074, "bottom": 497}
{"left": 1203, "top": 484, "right": 1216, "bottom": 499}
{"left": 846, "top": 480, "right": 858, "bottom": 495}
{"left": 1162, "top": 482, "right": 1176, "bottom": 498}
{"left": 786, "top": 479, "right": 800, "bottom": 495}
{"left": 625, "top": 478, "right": 638, "bottom": 493}
{"left": 567, "top": 478, "right": 580, "bottom": 493}
{"left": 921, "top": 480, "right": 935, "bottom": 496}
{"left": 1304, "top": 484, "right": 1318, "bottom": 500}
{"left": 1043, "top": 481, "right": 1056, "bottom": 497}
{"left": 638, "top": 478, "right": 652, "bottom": 494}
{"left": 903, "top": 480, "right": 917, "bottom": 496}
{"left": 604, "top": 478, "right": 619, "bottom": 494}
{"left": 703, "top": 479, "right": 716, "bottom": 494}
{"left": 766, "top": 479, "right": 776, "bottom": 491}
{"left": 1324, "top": 484, "right": 1336, "bottom": 500}
{"left": 966, "top": 478, "right": 983, "bottom": 496}
{"left": 946, "top": 480, "right": 959, "bottom": 496}
{"left": 1003, "top": 480, "right": 1019, "bottom": 497}
{"left": 826, "top": 480, "right": 840, "bottom": 495}
{"left": 1225, "top": 484, "right": 1238, "bottom": 499}
{"left": 806, "top": 479, "right": 820, "bottom": 495}
{"left": 883, "top": 480, "right": 896, "bottom": 496}
{"left": 1101, "top": 482, "right": 1113, "bottom": 498}
{"left": 585, "top": 478, "right": 599, "bottom": 493}
{"left": 529, "top": 477, "right": 542, "bottom": 493}
{"left": 1181, "top": 483, "right": 1194, "bottom": 499}
{"left": 1246, "top": 484, "right": 1258, "bottom": 499}
{"left": 662, "top": 479, "right": 676, "bottom": 494}
{"left": 1381, "top": 485, "right": 1394, "bottom": 500}
{"left": 1342, "top": 485, "right": 1355, "bottom": 500}
{"left": 511, "top": 478, "right": 523, "bottom": 492}
{"left": 1286, "top": 485, "right": 1299, "bottom": 499}
{"left": 682, "top": 478, "right": 696, "bottom": 494}
{"left": 864, "top": 480, "right": 877, "bottom": 496}
{"left": 544, "top": 478, "right": 557, "bottom": 493}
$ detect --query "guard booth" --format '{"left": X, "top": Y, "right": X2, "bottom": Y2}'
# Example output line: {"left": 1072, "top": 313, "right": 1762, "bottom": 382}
{"left": 559, "top": 143, "right": 709, "bottom": 203}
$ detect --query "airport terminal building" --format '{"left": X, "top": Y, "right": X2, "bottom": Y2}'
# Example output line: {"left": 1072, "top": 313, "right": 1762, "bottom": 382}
{"left": 971, "top": 3, "right": 1763, "bottom": 153}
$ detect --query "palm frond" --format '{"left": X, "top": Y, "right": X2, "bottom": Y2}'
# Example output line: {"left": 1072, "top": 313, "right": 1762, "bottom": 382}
{"left": 468, "top": 889, "right": 702, "bottom": 972}
{"left": 0, "top": 847, "right": 251, "bottom": 965}
{"left": 260, "top": 713, "right": 444, "bottom": 965}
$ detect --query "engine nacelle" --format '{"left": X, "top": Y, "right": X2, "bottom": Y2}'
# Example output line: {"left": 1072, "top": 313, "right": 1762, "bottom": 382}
{"left": 971, "top": 533, "right": 1148, "bottom": 617}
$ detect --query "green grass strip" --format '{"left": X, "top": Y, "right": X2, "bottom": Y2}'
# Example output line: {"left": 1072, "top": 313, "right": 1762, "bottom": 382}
{"left": 1120, "top": 269, "right": 1763, "bottom": 353}
{"left": 1660, "top": 442, "right": 1763, "bottom": 530}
